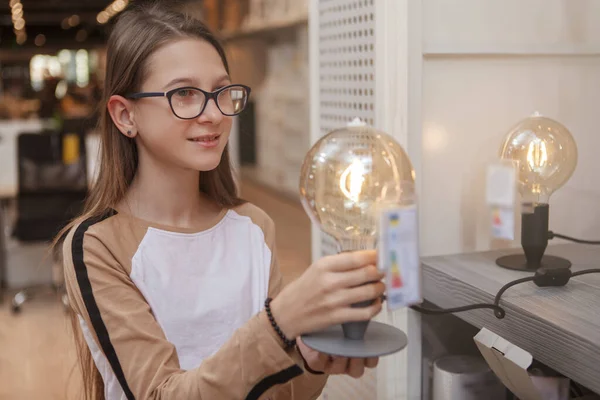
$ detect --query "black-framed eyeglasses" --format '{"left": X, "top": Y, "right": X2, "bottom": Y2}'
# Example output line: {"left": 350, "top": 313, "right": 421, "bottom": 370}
{"left": 126, "top": 84, "right": 251, "bottom": 120}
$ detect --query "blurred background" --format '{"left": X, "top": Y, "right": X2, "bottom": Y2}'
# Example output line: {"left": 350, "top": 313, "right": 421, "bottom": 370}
{"left": 0, "top": 1, "right": 312, "bottom": 398}
{"left": 1, "top": 1, "right": 600, "bottom": 400}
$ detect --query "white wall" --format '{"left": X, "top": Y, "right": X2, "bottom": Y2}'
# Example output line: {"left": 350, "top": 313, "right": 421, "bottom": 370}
{"left": 419, "top": 0, "right": 600, "bottom": 257}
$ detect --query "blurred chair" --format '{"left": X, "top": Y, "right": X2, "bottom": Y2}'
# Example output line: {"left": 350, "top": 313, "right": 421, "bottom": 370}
{"left": 10, "top": 130, "right": 88, "bottom": 313}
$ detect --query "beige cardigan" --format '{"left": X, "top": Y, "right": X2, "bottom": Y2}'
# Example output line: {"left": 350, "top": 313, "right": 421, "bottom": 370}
{"left": 62, "top": 203, "right": 328, "bottom": 399}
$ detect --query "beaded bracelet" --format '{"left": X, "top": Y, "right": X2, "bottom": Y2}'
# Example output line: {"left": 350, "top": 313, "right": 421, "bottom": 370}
{"left": 264, "top": 297, "right": 296, "bottom": 350}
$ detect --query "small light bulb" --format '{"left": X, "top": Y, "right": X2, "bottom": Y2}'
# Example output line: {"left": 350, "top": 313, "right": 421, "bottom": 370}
{"left": 500, "top": 115, "right": 577, "bottom": 205}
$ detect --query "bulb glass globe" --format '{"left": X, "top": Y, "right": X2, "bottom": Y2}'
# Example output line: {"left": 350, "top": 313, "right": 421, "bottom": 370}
{"left": 298, "top": 121, "right": 413, "bottom": 358}
{"left": 299, "top": 123, "right": 415, "bottom": 252}
{"left": 499, "top": 114, "right": 578, "bottom": 205}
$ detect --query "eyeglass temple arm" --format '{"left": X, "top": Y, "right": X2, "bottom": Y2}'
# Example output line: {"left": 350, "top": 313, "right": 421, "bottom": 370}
{"left": 127, "top": 92, "right": 166, "bottom": 99}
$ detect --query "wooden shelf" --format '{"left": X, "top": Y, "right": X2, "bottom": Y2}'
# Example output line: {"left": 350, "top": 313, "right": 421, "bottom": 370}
{"left": 420, "top": 244, "right": 600, "bottom": 394}
{"left": 220, "top": 14, "right": 308, "bottom": 42}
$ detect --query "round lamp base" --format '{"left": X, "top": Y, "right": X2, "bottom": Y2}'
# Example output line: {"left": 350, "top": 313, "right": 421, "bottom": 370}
{"left": 301, "top": 321, "right": 408, "bottom": 358}
{"left": 496, "top": 254, "right": 571, "bottom": 271}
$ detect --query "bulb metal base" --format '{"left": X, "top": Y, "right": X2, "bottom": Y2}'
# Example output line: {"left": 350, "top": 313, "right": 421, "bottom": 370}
{"left": 342, "top": 299, "right": 374, "bottom": 340}
{"left": 496, "top": 203, "right": 571, "bottom": 271}
{"left": 301, "top": 321, "right": 408, "bottom": 358}
{"left": 496, "top": 253, "right": 571, "bottom": 271}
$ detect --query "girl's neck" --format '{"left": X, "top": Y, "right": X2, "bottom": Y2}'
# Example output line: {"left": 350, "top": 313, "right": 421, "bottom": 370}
{"left": 120, "top": 155, "right": 221, "bottom": 230}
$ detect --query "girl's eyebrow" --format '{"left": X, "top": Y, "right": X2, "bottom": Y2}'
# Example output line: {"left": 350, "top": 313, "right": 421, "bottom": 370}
{"left": 214, "top": 74, "right": 232, "bottom": 86}
{"left": 163, "top": 77, "right": 195, "bottom": 90}
{"left": 163, "top": 74, "right": 231, "bottom": 90}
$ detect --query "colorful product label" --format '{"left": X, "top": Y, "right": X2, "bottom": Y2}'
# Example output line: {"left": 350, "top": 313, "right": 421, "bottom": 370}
{"left": 378, "top": 205, "right": 422, "bottom": 311}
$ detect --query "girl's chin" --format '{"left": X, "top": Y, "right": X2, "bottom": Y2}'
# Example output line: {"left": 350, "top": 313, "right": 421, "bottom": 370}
{"left": 185, "top": 154, "right": 224, "bottom": 172}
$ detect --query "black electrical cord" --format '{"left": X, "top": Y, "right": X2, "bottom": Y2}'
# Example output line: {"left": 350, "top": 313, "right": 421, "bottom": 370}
{"left": 410, "top": 303, "right": 506, "bottom": 318}
{"left": 403, "top": 277, "right": 533, "bottom": 320}
{"left": 492, "top": 276, "right": 535, "bottom": 318}
{"left": 402, "top": 268, "right": 600, "bottom": 320}
{"left": 548, "top": 231, "right": 600, "bottom": 245}
{"left": 397, "top": 230, "right": 600, "bottom": 318}
{"left": 572, "top": 268, "right": 600, "bottom": 277}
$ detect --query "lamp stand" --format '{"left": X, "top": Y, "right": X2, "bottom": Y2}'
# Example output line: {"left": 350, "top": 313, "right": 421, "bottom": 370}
{"left": 496, "top": 203, "right": 571, "bottom": 271}
{"left": 301, "top": 268, "right": 408, "bottom": 358}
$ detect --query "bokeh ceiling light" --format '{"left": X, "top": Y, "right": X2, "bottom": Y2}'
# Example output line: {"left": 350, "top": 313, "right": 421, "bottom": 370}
{"left": 11, "top": 10, "right": 23, "bottom": 22}
{"left": 11, "top": 3, "right": 22, "bottom": 14}
{"left": 97, "top": 0, "right": 129, "bottom": 24}
{"left": 68, "top": 15, "right": 80, "bottom": 27}
{"left": 10, "top": 0, "right": 26, "bottom": 44}
{"left": 34, "top": 34, "right": 46, "bottom": 47}
{"left": 14, "top": 18, "right": 25, "bottom": 31}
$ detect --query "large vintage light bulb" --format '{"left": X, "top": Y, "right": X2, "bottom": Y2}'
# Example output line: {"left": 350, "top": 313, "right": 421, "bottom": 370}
{"left": 299, "top": 119, "right": 414, "bottom": 358}
{"left": 299, "top": 121, "right": 415, "bottom": 253}
{"left": 496, "top": 113, "right": 578, "bottom": 271}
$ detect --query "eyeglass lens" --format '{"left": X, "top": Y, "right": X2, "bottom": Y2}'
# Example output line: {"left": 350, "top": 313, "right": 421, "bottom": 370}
{"left": 170, "top": 86, "right": 248, "bottom": 119}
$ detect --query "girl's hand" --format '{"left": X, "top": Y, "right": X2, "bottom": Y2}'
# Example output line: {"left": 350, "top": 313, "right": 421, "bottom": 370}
{"left": 296, "top": 337, "right": 379, "bottom": 378}
{"left": 270, "top": 250, "right": 385, "bottom": 340}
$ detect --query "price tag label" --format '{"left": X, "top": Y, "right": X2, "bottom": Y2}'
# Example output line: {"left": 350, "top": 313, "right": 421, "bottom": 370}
{"left": 378, "top": 205, "right": 422, "bottom": 311}
{"left": 486, "top": 161, "right": 517, "bottom": 208}
{"left": 486, "top": 162, "right": 517, "bottom": 240}
{"left": 490, "top": 206, "right": 515, "bottom": 241}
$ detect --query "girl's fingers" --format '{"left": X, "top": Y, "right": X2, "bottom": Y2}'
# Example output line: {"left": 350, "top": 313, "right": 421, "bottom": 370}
{"left": 326, "top": 356, "right": 350, "bottom": 375}
{"left": 330, "top": 297, "right": 383, "bottom": 325}
{"left": 326, "top": 281, "right": 385, "bottom": 312}
{"left": 336, "top": 264, "right": 384, "bottom": 288}
{"left": 321, "top": 250, "right": 377, "bottom": 272}
{"left": 347, "top": 357, "right": 366, "bottom": 378}
{"left": 344, "top": 281, "right": 386, "bottom": 304}
{"left": 365, "top": 357, "right": 379, "bottom": 368}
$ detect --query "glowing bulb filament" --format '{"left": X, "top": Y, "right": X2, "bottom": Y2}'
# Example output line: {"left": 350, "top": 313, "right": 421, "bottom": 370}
{"left": 340, "top": 159, "right": 365, "bottom": 202}
{"left": 527, "top": 139, "right": 547, "bottom": 171}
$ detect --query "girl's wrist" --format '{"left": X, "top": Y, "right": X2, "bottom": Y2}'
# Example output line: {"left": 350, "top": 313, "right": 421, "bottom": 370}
{"left": 268, "top": 295, "right": 298, "bottom": 342}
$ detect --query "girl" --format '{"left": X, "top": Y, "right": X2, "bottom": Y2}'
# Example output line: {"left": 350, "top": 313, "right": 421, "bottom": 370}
{"left": 59, "top": 3, "right": 385, "bottom": 400}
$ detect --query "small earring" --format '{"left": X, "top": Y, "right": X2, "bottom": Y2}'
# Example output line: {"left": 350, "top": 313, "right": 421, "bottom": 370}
{"left": 127, "top": 130, "right": 132, "bottom": 136}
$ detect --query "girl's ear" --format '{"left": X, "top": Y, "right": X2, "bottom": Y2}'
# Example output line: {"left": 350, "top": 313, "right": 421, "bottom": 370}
{"left": 107, "top": 95, "right": 138, "bottom": 138}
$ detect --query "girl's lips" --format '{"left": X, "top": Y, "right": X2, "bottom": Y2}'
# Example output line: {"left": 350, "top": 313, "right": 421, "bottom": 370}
{"left": 187, "top": 134, "right": 220, "bottom": 148}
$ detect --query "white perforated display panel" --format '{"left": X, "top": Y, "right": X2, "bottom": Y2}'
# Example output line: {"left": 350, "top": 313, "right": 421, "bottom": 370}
{"left": 318, "top": 0, "right": 376, "bottom": 136}
{"left": 313, "top": 0, "right": 379, "bottom": 398}
{"left": 316, "top": 0, "right": 377, "bottom": 260}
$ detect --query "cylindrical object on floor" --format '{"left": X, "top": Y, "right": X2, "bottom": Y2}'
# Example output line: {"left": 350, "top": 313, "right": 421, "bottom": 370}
{"left": 432, "top": 355, "right": 504, "bottom": 400}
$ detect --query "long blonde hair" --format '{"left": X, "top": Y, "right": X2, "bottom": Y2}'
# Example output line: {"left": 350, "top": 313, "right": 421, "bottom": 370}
{"left": 58, "top": 3, "right": 244, "bottom": 399}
